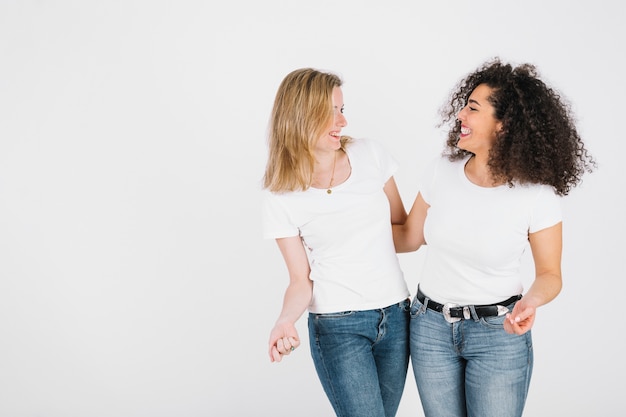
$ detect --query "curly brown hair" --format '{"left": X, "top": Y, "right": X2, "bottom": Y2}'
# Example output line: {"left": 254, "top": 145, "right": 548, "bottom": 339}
{"left": 440, "top": 58, "right": 595, "bottom": 196}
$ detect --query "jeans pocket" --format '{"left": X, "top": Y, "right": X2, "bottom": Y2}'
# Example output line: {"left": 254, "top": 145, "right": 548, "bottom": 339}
{"left": 309, "top": 310, "right": 357, "bottom": 338}
{"left": 409, "top": 296, "right": 426, "bottom": 318}
{"left": 313, "top": 310, "right": 356, "bottom": 319}
{"left": 480, "top": 313, "right": 506, "bottom": 329}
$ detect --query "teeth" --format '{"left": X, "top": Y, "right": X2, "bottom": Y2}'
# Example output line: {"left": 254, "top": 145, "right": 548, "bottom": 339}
{"left": 461, "top": 127, "right": 471, "bottom": 135}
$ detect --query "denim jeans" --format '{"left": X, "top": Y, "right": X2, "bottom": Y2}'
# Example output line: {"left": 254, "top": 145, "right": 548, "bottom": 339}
{"left": 409, "top": 294, "right": 533, "bottom": 417}
{"left": 308, "top": 299, "right": 410, "bottom": 417}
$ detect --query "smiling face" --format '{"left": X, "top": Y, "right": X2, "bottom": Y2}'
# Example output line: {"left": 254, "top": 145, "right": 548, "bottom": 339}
{"left": 315, "top": 86, "right": 347, "bottom": 153}
{"left": 456, "top": 84, "right": 502, "bottom": 156}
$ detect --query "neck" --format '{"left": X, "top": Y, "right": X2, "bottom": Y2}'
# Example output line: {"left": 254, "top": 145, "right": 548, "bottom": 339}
{"left": 314, "top": 149, "right": 337, "bottom": 168}
{"left": 312, "top": 148, "right": 342, "bottom": 192}
{"left": 465, "top": 155, "right": 500, "bottom": 187}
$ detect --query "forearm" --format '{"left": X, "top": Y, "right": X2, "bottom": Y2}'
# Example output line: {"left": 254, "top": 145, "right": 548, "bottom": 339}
{"left": 393, "top": 223, "right": 420, "bottom": 253}
{"left": 523, "top": 272, "right": 562, "bottom": 308}
{"left": 392, "top": 192, "right": 428, "bottom": 253}
{"left": 276, "top": 279, "right": 313, "bottom": 325}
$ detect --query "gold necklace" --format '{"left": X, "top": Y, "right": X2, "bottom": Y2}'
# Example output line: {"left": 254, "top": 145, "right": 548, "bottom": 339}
{"left": 327, "top": 150, "right": 337, "bottom": 194}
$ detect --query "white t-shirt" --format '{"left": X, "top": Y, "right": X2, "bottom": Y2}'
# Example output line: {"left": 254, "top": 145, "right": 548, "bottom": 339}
{"left": 418, "top": 155, "right": 562, "bottom": 305}
{"left": 261, "top": 138, "right": 409, "bottom": 314}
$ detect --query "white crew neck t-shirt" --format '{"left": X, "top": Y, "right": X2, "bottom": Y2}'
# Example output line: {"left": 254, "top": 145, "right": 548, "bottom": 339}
{"left": 418, "top": 155, "right": 562, "bottom": 305}
{"left": 262, "top": 138, "right": 409, "bottom": 314}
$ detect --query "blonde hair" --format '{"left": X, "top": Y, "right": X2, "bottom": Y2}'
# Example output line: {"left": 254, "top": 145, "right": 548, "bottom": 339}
{"left": 263, "top": 68, "right": 351, "bottom": 193}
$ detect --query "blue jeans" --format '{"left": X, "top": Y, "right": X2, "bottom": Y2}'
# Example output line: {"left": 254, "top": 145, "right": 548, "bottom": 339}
{"left": 410, "top": 294, "right": 532, "bottom": 417}
{"left": 308, "top": 299, "right": 410, "bottom": 417}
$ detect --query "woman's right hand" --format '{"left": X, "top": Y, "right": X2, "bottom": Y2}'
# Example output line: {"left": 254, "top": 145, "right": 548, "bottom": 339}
{"left": 268, "top": 322, "right": 301, "bottom": 362}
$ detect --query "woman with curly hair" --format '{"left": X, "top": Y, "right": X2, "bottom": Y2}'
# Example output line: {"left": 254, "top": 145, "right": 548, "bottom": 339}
{"left": 393, "top": 58, "right": 595, "bottom": 417}
{"left": 262, "top": 68, "right": 411, "bottom": 417}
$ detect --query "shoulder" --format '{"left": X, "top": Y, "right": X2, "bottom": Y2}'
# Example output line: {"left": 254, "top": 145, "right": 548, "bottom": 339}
{"left": 346, "top": 137, "right": 393, "bottom": 159}
{"left": 514, "top": 182, "right": 560, "bottom": 198}
{"left": 423, "top": 154, "right": 461, "bottom": 175}
{"left": 534, "top": 183, "right": 562, "bottom": 202}
{"left": 343, "top": 137, "right": 375, "bottom": 159}
{"left": 346, "top": 137, "right": 374, "bottom": 151}
{"left": 262, "top": 188, "right": 297, "bottom": 205}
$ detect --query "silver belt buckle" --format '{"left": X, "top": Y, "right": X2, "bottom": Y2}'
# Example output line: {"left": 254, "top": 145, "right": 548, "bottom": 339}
{"left": 442, "top": 303, "right": 461, "bottom": 323}
{"left": 496, "top": 305, "right": 510, "bottom": 316}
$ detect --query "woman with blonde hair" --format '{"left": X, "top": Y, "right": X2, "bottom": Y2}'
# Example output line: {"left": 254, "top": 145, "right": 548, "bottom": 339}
{"left": 262, "top": 68, "right": 411, "bottom": 417}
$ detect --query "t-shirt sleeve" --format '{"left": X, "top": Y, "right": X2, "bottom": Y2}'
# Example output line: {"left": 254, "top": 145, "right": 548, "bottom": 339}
{"left": 416, "top": 156, "right": 440, "bottom": 205}
{"left": 529, "top": 186, "right": 563, "bottom": 233}
{"left": 261, "top": 190, "right": 299, "bottom": 239}
{"left": 366, "top": 138, "right": 399, "bottom": 183}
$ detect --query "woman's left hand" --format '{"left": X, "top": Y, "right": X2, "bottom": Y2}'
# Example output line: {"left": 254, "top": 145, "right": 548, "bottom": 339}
{"left": 503, "top": 298, "right": 536, "bottom": 335}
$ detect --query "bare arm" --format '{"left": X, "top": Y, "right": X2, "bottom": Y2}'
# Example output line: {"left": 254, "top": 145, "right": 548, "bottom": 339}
{"left": 268, "top": 235, "right": 313, "bottom": 362}
{"left": 384, "top": 176, "right": 408, "bottom": 225}
{"left": 392, "top": 192, "right": 429, "bottom": 253}
{"left": 504, "top": 222, "right": 563, "bottom": 334}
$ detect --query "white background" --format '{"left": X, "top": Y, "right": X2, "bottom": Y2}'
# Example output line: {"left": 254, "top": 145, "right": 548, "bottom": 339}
{"left": 1, "top": 1, "right": 623, "bottom": 416}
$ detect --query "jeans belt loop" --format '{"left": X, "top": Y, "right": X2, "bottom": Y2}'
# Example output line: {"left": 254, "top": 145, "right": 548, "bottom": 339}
{"left": 420, "top": 295, "right": 430, "bottom": 314}
{"left": 468, "top": 305, "right": 478, "bottom": 321}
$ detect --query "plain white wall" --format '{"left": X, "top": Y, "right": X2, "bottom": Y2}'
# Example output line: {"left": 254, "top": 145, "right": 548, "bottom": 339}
{"left": 0, "top": 1, "right": 623, "bottom": 416}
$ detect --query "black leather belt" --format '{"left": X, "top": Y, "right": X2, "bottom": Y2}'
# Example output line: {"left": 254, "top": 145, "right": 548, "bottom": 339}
{"left": 416, "top": 287, "right": 521, "bottom": 322}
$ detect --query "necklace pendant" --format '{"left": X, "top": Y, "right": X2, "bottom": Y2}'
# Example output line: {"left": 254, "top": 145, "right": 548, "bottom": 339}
{"left": 327, "top": 189, "right": 332, "bottom": 194}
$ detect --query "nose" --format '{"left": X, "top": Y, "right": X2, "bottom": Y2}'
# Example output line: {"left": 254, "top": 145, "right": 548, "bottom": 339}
{"left": 457, "top": 106, "right": 467, "bottom": 122}
{"left": 335, "top": 112, "right": 347, "bottom": 127}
